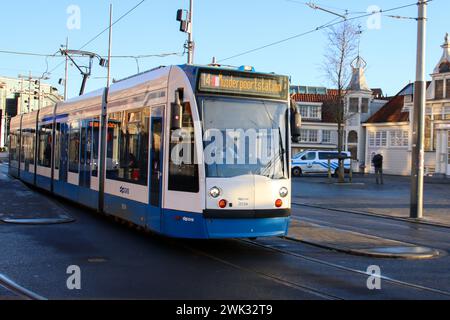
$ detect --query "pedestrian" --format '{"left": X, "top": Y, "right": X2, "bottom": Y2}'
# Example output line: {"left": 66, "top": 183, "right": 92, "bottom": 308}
{"left": 372, "top": 153, "right": 384, "bottom": 185}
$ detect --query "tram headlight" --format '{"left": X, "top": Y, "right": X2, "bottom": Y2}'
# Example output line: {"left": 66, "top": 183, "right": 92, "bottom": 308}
{"left": 279, "top": 187, "right": 289, "bottom": 198}
{"left": 209, "top": 187, "right": 221, "bottom": 198}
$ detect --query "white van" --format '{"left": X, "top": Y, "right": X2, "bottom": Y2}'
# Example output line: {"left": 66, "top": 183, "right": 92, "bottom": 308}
{"left": 291, "top": 150, "right": 351, "bottom": 177}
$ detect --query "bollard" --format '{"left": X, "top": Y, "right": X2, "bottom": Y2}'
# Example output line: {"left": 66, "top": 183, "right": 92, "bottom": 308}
{"left": 328, "top": 158, "right": 332, "bottom": 182}
{"left": 349, "top": 160, "right": 353, "bottom": 183}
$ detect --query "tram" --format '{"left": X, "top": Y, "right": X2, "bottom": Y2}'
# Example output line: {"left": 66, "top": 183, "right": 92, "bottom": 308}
{"left": 8, "top": 64, "right": 300, "bottom": 239}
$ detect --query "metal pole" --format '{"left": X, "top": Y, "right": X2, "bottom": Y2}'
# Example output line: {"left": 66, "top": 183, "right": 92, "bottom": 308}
{"left": 28, "top": 71, "right": 32, "bottom": 113}
{"left": 38, "top": 79, "right": 41, "bottom": 111}
{"left": 187, "top": 0, "right": 194, "bottom": 64}
{"left": 107, "top": 4, "right": 113, "bottom": 88}
{"left": 410, "top": 0, "right": 427, "bottom": 219}
{"left": 64, "top": 37, "right": 69, "bottom": 100}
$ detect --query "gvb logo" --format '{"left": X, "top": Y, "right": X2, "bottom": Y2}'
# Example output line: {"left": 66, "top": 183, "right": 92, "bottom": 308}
{"left": 66, "top": 265, "right": 81, "bottom": 290}
{"left": 67, "top": 5, "right": 81, "bottom": 30}
{"left": 366, "top": 265, "right": 381, "bottom": 290}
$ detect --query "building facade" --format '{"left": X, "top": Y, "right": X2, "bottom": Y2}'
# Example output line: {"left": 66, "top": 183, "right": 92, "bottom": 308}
{"left": 291, "top": 56, "right": 388, "bottom": 171}
{"left": 364, "top": 34, "right": 450, "bottom": 177}
{"left": 0, "top": 76, "right": 61, "bottom": 148}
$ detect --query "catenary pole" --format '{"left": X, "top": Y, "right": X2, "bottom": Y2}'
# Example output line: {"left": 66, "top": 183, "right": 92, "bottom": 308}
{"left": 187, "top": 0, "right": 194, "bottom": 64}
{"left": 410, "top": 0, "right": 427, "bottom": 219}
{"left": 107, "top": 4, "right": 113, "bottom": 88}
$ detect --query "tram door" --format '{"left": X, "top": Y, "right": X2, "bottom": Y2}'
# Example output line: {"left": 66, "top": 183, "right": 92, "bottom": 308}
{"left": 59, "top": 123, "right": 69, "bottom": 183}
{"left": 148, "top": 106, "right": 164, "bottom": 231}
{"left": 79, "top": 120, "right": 91, "bottom": 188}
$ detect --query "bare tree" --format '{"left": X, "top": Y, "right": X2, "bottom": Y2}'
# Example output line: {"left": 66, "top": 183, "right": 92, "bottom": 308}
{"left": 322, "top": 21, "right": 358, "bottom": 183}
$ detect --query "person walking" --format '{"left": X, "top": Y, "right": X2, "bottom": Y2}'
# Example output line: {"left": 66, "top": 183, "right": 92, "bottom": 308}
{"left": 372, "top": 153, "right": 384, "bottom": 185}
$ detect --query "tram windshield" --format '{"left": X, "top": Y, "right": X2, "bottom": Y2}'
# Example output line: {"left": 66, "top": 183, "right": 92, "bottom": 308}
{"left": 200, "top": 97, "right": 288, "bottom": 179}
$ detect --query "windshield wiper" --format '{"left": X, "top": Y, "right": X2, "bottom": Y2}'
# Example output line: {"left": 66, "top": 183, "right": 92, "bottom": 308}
{"left": 259, "top": 128, "right": 285, "bottom": 178}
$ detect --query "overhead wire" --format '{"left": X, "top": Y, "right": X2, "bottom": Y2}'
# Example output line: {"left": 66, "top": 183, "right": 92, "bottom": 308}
{"left": 218, "top": 0, "right": 432, "bottom": 63}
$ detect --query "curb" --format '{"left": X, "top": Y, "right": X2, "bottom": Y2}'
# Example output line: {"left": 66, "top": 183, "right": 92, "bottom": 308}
{"left": 287, "top": 219, "right": 442, "bottom": 260}
{"left": 0, "top": 217, "right": 75, "bottom": 225}
{"left": 292, "top": 201, "right": 450, "bottom": 229}
{"left": 286, "top": 235, "right": 441, "bottom": 260}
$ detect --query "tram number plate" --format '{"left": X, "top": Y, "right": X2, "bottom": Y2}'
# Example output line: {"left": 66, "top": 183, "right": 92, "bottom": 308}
{"left": 238, "top": 198, "right": 249, "bottom": 207}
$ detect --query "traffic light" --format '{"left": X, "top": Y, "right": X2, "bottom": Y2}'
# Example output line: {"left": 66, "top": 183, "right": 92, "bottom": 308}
{"left": 176, "top": 9, "right": 190, "bottom": 33}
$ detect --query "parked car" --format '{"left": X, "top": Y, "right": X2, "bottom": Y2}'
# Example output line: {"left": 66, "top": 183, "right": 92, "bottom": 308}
{"left": 291, "top": 150, "right": 351, "bottom": 177}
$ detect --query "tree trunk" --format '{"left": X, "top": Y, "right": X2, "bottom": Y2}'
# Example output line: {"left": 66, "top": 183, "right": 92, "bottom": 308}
{"left": 337, "top": 99, "right": 345, "bottom": 183}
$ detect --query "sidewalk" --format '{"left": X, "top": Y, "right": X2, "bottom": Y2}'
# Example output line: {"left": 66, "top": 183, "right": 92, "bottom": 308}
{"left": 0, "top": 164, "right": 74, "bottom": 224}
{"left": 292, "top": 174, "right": 450, "bottom": 227}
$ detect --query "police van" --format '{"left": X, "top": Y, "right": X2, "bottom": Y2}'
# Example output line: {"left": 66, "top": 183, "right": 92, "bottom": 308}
{"left": 291, "top": 150, "right": 351, "bottom": 177}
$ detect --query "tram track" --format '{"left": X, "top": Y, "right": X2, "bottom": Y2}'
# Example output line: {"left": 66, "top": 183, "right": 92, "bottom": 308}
{"left": 292, "top": 201, "right": 450, "bottom": 230}
{"left": 0, "top": 274, "right": 46, "bottom": 300}
{"left": 239, "top": 237, "right": 450, "bottom": 299}
{"left": 93, "top": 212, "right": 450, "bottom": 300}
{"left": 177, "top": 241, "right": 342, "bottom": 300}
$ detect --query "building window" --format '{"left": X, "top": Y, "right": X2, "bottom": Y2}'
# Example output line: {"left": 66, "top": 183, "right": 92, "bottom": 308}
{"left": 308, "top": 129, "right": 318, "bottom": 142}
{"left": 440, "top": 62, "right": 450, "bottom": 74}
{"left": 369, "top": 131, "right": 387, "bottom": 147}
{"left": 435, "top": 80, "right": 444, "bottom": 99}
{"left": 298, "top": 129, "right": 319, "bottom": 143}
{"left": 322, "top": 130, "right": 331, "bottom": 143}
{"left": 349, "top": 98, "right": 359, "bottom": 113}
{"left": 299, "top": 105, "right": 308, "bottom": 118}
{"left": 298, "top": 105, "right": 321, "bottom": 120}
{"left": 446, "top": 79, "right": 450, "bottom": 98}
{"left": 424, "top": 115, "right": 434, "bottom": 151}
{"left": 390, "top": 130, "right": 409, "bottom": 147}
{"left": 348, "top": 131, "right": 358, "bottom": 144}
{"left": 361, "top": 98, "right": 369, "bottom": 113}
{"left": 299, "top": 129, "right": 308, "bottom": 142}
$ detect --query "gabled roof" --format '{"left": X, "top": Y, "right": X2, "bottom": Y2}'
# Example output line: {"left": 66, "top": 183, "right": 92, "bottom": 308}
{"left": 292, "top": 92, "right": 340, "bottom": 123}
{"left": 365, "top": 83, "right": 412, "bottom": 124}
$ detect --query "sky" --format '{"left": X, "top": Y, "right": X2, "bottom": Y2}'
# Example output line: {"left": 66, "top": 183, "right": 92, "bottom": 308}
{"left": 0, "top": 0, "right": 448, "bottom": 98}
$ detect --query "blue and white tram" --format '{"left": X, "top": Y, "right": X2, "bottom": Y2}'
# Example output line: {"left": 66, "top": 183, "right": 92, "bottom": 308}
{"left": 8, "top": 64, "right": 299, "bottom": 239}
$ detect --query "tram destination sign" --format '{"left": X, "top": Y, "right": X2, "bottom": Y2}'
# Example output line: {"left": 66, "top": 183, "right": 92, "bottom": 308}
{"left": 198, "top": 70, "right": 289, "bottom": 100}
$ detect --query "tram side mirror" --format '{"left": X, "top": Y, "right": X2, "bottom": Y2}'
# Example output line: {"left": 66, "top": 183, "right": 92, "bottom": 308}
{"left": 171, "top": 89, "right": 183, "bottom": 130}
{"left": 290, "top": 99, "right": 302, "bottom": 139}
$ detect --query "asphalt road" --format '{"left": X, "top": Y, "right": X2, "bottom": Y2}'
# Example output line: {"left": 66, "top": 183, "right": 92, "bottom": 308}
{"left": 1, "top": 164, "right": 449, "bottom": 300}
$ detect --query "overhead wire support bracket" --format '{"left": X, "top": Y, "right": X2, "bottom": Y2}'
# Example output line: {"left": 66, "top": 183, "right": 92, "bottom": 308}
{"left": 306, "top": 2, "right": 348, "bottom": 20}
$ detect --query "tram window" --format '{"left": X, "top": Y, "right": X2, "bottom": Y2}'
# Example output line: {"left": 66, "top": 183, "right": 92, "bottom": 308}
{"left": 20, "top": 133, "right": 25, "bottom": 163}
{"left": 106, "top": 109, "right": 149, "bottom": 185}
{"left": 54, "top": 124, "right": 60, "bottom": 170}
{"left": 91, "top": 117, "right": 100, "bottom": 177}
{"left": 168, "top": 102, "right": 199, "bottom": 193}
{"left": 38, "top": 124, "right": 52, "bottom": 168}
{"left": 69, "top": 122, "right": 80, "bottom": 173}
{"left": 9, "top": 131, "right": 18, "bottom": 164}
{"left": 22, "top": 129, "right": 35, "bottom": 168}
{"left": 28, "top": 129, "right": 35, "bottom": 165}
